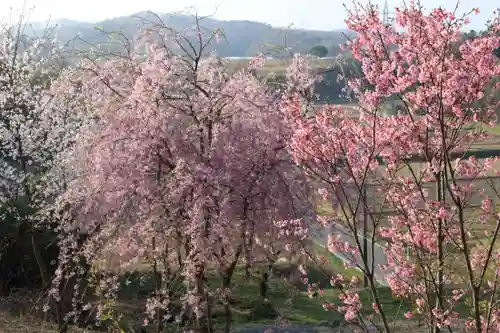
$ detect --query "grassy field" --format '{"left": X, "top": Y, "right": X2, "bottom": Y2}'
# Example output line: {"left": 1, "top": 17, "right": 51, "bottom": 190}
{"left": 316, "top": 172, "right": 500, "bottom": 219}
{"left": 0, "top": 253, "right": 479, "bottom": 333}
{"left": 224, "top": 58, "right": 336, "bottom": 73}
{"left": 110, "top": 246, "right": 374, "bottom": 331}
{"left": 315, "top": 178, "right": 500, "bottom": 286}
{"left": 0, "top": 248, "right": 356, "bottom": 332}
{"left": 3, "top": 197, "right": 490, "bottom": 333}
{"left": 0, "top": 243, "right": 419, "bottom": 333}
{"left": 115, "top": 262, "right": 347, "bottom": 328}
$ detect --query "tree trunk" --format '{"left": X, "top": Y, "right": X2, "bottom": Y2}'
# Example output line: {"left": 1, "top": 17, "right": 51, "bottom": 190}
{"left": 434, "top": 173, "right": 445, "bottom": 333}
{"left": 31, "top": 233, "right": 50, "bottom": 288}
{"left": 222, "top": 276, "right": 232, "bottom": 333}
{"left": 260, "top": 256, "right": 277, "bottom": 301}
{"left": 195, "top": 268, "right": 211, "bottom": 333}
{"left": 57, "top": 276, "right": 77, "bottom": 333}
{"left": 362, "top": 185, "right": 368, "bottom": 288}
{"left": 259, "top": 272, "right": 269, "bottom": 299}
{"left": 221, "top": 255, "right": 239, "bottom": 333}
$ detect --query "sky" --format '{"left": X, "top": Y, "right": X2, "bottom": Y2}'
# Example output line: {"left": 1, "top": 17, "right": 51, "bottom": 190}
{"left": 0, "top": 0, "right": 497, "bottom": 31}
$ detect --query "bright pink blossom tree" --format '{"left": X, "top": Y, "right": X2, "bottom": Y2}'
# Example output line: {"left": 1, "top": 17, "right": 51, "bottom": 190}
{"left": 282, "top": 2, "right": 500, "bottom": 333}
{"left": 50, "top": 16, "right": 311, "bottom": 333}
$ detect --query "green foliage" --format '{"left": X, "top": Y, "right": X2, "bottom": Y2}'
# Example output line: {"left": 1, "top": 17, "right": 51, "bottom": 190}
{"left": 248, "top": 301, "right": 279, "bottom": 321}
{"left": 310, "top": 44, "right": 329, "bottom": 57}
{"left": 494, "top": 46, "right": 500, "bottom": 59}
{"left": 0, "top": 216, "right": 59, "bottom": 294}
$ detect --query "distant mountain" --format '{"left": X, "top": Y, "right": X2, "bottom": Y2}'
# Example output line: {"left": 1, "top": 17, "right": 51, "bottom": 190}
{"left": 28, "top": 12, "right": 354, "bottom": 58}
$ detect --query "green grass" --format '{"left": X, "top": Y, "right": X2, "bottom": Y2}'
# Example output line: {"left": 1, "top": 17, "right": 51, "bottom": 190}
{"left": 109, "top": 256, "right": 353, "bottom": 330}
{"left": 1, "top": 250, "right": 471, "bottom": 333}
{"left": 485, "top": 126, "right": 500, "bottom": 135}
{"left": 472, "top": 122, "right": 500, "bottom": 136}
{"left": 311, "top": 243, "right": 364, "bottom": 279}
{"left": 316, "top": 199, "right": 337, "bottom": 217}
{"left": 107, "top": 245, "right": 406, "bottom": 332}
{"left": 224, "top": 58, "right": 334, "bottom": 74}
{"left": 312, "top": 171, "right": 500, "bottom": 287}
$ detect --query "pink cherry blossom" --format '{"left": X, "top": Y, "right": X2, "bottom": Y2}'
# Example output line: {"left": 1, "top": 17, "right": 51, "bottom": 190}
{"left": 45, "top": 19, "right": 312, "bottom": 332}
{"left": 281, "top": 2, "right": 500, "bottom": 333}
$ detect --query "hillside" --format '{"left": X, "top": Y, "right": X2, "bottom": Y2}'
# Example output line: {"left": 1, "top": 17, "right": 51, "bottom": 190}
{"left": 29, "top": 13, "right": 355, "bottom": 58}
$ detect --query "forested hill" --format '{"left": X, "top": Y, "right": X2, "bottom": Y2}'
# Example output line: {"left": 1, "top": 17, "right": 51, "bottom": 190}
{"left": 29, "top": 13, "right": 355, "bottom": 57}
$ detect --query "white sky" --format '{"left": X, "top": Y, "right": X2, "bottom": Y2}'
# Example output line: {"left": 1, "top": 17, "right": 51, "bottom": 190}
{"left": 1, "top": 0, "right": 497, "bottom": 31}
